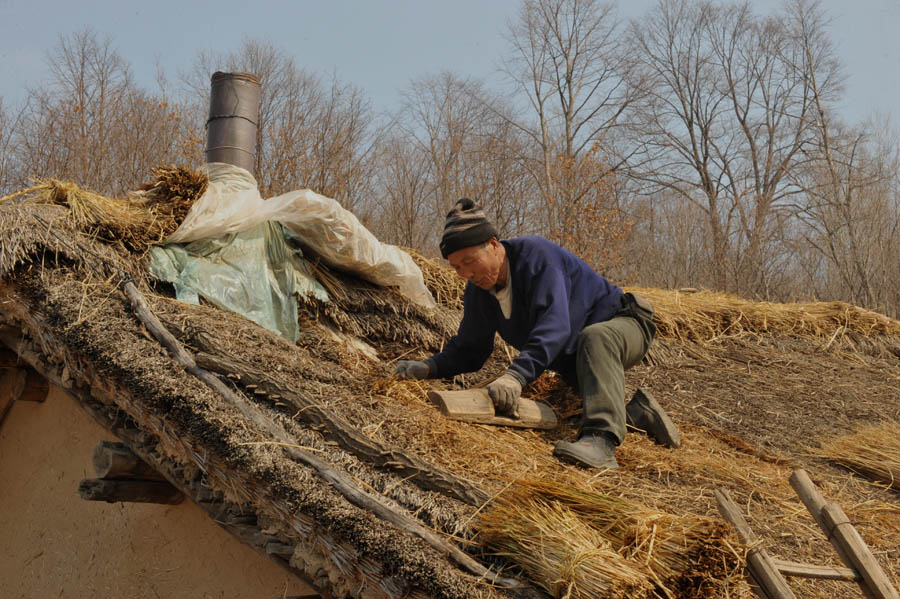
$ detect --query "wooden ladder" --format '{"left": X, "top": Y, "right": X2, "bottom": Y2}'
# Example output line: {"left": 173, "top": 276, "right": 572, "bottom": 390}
{"left": 715, "top": 469, "right": 898, "bottom": 599}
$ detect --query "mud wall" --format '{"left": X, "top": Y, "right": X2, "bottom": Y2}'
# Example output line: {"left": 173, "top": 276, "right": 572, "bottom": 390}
{"left": 0, "top": 384, "right": 317, "bottom": 598}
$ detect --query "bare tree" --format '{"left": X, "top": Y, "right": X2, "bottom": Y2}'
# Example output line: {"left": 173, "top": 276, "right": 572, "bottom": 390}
{"left": 372, "top": 132, "right": 435, "bottom": 250}
{"left": 624, "top": 190, "right": 714, "bottom": 288}
{"left": 0, "top": 98, "right": 22, "bottom": 195}
{"left": 712, "top": 0, "right": 840, "bottom": 295}
{"left": 791, "top": 113, "right": 900, "bottom": 314}
{"left": 397, "top": 72, "right": 536, "bottom": 248}
{"left": 403, "top": 73, "right": 491, "bottom": 220}
{"left": 625, "top": 0, "right": 841, "bottom": 296}
{"left": 13, "top": 29, "right": 192, "bottom": 196}
{"left": 503, "top": 0, "right": 636, "bottom": 251}
{"left": 625, "top": 0, "right": 734, "bottom": 288}
{"left": 16, "top": 29, "right": 133, "bottom": 193}
{"left": 463, "top": 113, "right": 536, "bottom": 239}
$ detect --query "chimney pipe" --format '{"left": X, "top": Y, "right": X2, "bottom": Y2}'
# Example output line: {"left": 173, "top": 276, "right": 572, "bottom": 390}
{"left": 205, "top": 72, "right": 261, "bottom": 174}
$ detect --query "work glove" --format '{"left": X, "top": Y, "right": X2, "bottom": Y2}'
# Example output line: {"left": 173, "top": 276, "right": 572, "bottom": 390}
{"left": 395, "top": 360, "right": 431, "bottom": 380}
{"left": 487, "top": 371, "right": 524, "bottom": 418}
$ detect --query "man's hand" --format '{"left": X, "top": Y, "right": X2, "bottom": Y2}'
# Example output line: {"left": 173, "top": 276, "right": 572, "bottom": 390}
{"left": 395, "top": 360, "right": 430, "bottom": 380}
{"left": 487, "top": 372, "right": 523, "bottom": 418}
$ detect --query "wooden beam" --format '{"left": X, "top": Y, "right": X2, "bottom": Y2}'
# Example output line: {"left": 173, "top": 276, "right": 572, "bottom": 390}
{"left": 820, "top": 503, "right": 899, "bottom": 599}
{"left": 715, "top": 488, "right": 797, "bottom": 599}
{"left": 265, "top": 542, "right": 295, "bottom": 558}
{"left": 194, "top": 350, "right": 488, "bottom": 506}
{"left": 0, "top": 366, "right": 26, "bottom": 428}
{"left": 78, "top": 478, "right": 184, "bottom": 505}
{"left": 0, "top": 347, "right": 20, "bottom": 369}
{"left": 0, "top": 364, "right": 50, "bottom": 429}
{"left": 92, "top": 441, "right": 166, "bottom": 481}
{"left": 772, "top": 558, "right": 860, "bottom": 582}
{"left": 17, "top": 368, "right": 48, "bottom": 402}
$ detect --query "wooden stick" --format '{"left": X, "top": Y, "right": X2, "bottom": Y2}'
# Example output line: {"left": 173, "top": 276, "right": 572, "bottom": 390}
{"left": 772, "top": 558, "right": 860, "bottom": 582}
{"left": 789, "top": 470, "right": 832, "bottom": 531}
{"left": 820, "top": 503, "right": 899, "bottom": 599}
{"left": 93, "top": 440, "right": 166, "bottom": 481}
{"left": 78, "top": 478, "right": 184, "bottom": 504}
{"left": 715, "top": 488, "right": 797, "bottom": 599}
{"left": 790, "top": 469, "right": 881, "bottom": 599}
{"left": 121, "top": 281, "right": 520, "bottom": 589}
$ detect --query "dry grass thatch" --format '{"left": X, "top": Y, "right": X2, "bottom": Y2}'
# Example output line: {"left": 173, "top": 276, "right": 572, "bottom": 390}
{"left": 633, "top": 287, "right": 900, "bottom": 345}
{"left": 132, "top": 164, "right": 209, "bottom": 227}
{"left": 476, "top": 479, "right": 745, "bottom": 599}
{"left": 299, "top": 258, "right": 460, "bottom": 352}
{"left": 370, "top": 250, "right": 900, "bottom": 350}
{"left": 0, "top": 166, "right": 206, "bottom": 253}
{"left": 816, "top": 423, "right": 900, "bottom": 489}
{"left": 405, "top": 248, "right": 465, "bottom": 312}
{"left": 3, "top": 172, "right": 900, "bottom": 598}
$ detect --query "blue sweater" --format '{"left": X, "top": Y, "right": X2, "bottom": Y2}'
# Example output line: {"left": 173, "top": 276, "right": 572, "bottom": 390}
{"left": 428, "top": 236, "right": 624, "bottom": 384}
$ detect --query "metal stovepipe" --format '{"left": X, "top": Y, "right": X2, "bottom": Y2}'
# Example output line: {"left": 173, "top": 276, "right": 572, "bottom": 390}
{"left": 205, "top": 71, "right": 261, "bottom": 173}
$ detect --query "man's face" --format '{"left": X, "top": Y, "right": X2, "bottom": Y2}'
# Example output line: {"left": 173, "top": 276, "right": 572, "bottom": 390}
{"left": 447, "top": 239, "right": 504, "bottom": 290}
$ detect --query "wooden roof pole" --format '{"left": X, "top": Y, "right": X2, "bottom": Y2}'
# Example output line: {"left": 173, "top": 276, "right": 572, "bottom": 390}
{"left": 715, "top": 488, "right": 797, "bottom": 599}
{"left": 790, "top": 469, "right": 898, "bottom": 599}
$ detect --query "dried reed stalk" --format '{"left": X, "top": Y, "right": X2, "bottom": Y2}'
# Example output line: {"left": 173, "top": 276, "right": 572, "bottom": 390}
{"left": 404, "top": 248, "right": 465, "bottom": 311}
{"left": 816, "top": 424, "right": 900, "bottom": 489}
{"left": 299, "top": 257, "right": 459, "bottom": 350}
{"left": 132, "top": 165, "right": 208, "bottom": 229}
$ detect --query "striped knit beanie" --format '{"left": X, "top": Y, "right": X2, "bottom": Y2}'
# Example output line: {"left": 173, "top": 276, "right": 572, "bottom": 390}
{"left": 439, "top": 198, "right": 498, "bottom": 259}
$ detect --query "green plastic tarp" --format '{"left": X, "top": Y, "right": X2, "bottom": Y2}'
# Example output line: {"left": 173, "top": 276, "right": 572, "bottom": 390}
{"left": 149, "top": 221, "right": 328, "bottom": 343}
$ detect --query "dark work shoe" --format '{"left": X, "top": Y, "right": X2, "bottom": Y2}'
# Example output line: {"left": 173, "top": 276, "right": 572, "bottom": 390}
{"left": 626, "top": 388, "right": 681, "bottom": 449}
{"left": 553, "top": 433, "right": 618, "bottom": 469}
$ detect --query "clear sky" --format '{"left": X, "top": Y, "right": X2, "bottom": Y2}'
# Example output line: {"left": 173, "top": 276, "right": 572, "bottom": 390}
{"left": 1, "top": 0, "right": 898, "bottom": 127}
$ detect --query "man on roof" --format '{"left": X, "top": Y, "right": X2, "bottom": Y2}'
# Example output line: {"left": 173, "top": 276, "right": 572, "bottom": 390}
{"left": 396, "top": 198, "right": 680, "bottom": 469}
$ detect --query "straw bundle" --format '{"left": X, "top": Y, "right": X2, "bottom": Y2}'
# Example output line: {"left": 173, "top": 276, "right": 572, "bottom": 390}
{"left": 0, "top": 166, "right": 207, "bottom": 253}
{"left": 0, "top": 179, "right": 154, "bottom": 246}
{"left": 132, "top": 165, "right": 208, "bottom": 228}
{"left": 477, "top": 479, "right": 744, "bottom": 599}
{"left": 816, "top": 423, "right": 900, "bottom": 489}
{"left": 477, "top": 491, "right": 653, "bottom": 599}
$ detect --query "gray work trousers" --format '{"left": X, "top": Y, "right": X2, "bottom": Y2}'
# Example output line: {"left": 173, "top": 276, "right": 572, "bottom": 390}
{"left": 576, "top": 293, "right": 656, "bottom": 443}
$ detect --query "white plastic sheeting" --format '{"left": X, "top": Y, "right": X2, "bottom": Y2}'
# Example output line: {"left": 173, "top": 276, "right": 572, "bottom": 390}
{"left": 167, "top": 163, "right": 436, "bottom": 309}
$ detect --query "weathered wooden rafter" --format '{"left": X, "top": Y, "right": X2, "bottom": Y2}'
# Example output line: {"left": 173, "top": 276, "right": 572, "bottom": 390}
{"left": 191, "top": 349, "right": 488, "bottom": 506}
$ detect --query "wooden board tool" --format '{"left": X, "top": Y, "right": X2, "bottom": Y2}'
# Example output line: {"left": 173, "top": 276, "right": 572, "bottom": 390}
{"left": 427, "top": 388, "right": 558, "bottom": 430}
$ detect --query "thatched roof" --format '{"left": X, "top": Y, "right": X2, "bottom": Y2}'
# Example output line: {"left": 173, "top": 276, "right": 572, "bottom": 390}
{"left": 2, "top": 174, "right": 899, "bottom": 599}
